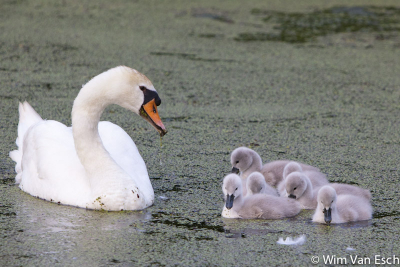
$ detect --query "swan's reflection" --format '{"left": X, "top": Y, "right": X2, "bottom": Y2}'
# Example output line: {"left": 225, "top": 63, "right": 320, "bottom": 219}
{"left": 13, "top": 187, "right": 152, "bottom": 235}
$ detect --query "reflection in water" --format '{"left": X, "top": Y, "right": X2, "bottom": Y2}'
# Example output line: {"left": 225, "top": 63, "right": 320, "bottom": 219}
{"left": 221, "top": 217, "right": 292, "bottom": 238}
{"left": 16, "top": 194, "right": 152, "bottom": 234}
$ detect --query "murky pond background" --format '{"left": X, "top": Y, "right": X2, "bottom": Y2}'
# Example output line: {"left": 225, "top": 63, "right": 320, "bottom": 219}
{"left": 1, "top": 0, "right": 400, "bottom": 266}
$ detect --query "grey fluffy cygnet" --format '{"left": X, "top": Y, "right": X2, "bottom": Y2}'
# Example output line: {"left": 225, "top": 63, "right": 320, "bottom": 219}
{"left": 284, "top": 172, "right": 372, "bottom": 209}
{"left": 221, "top": 174, "right": 301, "bottom": 219}
{"left": 283, "top": 171, "right": 319, "bottom": 209}
{"left": 246, "top": 172, "right": 278, "bottom": 196}
{"left": 230, "top": 147, "right": 319, "bottom": 187}
{"left": 277, "top": 161, "right": 328, "bottom": 196}
{"left": 312, "top": 185, "right": 372, "bottom": 225}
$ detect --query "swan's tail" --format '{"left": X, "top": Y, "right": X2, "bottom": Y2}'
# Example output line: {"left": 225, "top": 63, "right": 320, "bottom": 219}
{"left": 9, "top": 101, "right": 43, "bottom": 183}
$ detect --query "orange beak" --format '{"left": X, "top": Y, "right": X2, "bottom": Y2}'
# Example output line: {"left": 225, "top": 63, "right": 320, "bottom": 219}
{"left": 139, "top": 99, "right": 167, "bottom": 136}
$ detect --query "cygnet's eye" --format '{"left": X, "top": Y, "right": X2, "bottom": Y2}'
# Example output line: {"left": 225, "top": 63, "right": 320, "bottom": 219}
{"left": 331, "top": 200, "right": 333, "bottom": 204}
{"left": 235, "top": 187, "right": 238, "bottom": 191}
{"left": 293, "top": 187, "right": 297, "bottom": 190}
{"left": 236, "top": 161, "right": 239, "bottom": 164}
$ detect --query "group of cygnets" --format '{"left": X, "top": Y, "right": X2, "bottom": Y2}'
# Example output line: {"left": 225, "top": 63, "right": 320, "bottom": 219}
{"left": 221, "top": 147, "right": 373, "bottom": 225}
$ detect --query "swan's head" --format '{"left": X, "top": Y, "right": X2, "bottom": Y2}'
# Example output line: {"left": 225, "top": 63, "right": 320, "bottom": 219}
{"left": 222, "top": 174, "right": 242, "bottom": 209}
{"left": 317, "top": 185, "right": 337, "bottom": 225}
{"left": 283, "top": 161, "right": 303, "bottom": 180}
{"left": 246, "top": 172, "right": 266, "bottom": 196}
{"left": 78, "top": 66, "right": 167, "bottom": 136}
{"left": 230, "top": 147, "right": 254, "bottom": 174}
{"left": 285, "top": 172, "right": 308, "bottom": 199}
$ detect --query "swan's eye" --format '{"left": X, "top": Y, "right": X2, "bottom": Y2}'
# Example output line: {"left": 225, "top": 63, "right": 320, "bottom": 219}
{"left": 236, "top": 161, "right": 239, "bottom": 164}
{"left": 235, "top": 187, "right": 238, "bottom": 191}
{"left": 139, "top": 86, "right": 147, "bottom": 91}
{"left": 153, "top": 106, "right": 157, "bottom": 113}
{"left": 293, "top": 187, "right": 297, "bottom": 190}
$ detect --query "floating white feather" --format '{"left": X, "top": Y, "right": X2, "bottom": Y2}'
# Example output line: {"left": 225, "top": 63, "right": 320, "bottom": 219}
{"left": 277, "top": 235, "right": 306, "bottom": 245}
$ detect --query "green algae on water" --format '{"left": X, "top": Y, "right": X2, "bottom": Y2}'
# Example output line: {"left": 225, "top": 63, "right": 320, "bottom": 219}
{"left": 235, "top": 6, "right": 400, "bottom": 43}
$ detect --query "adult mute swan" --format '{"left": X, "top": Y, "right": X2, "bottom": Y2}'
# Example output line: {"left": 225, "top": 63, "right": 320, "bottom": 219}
{"left": 9, "top": 66, "right": 167, "bottom": 211}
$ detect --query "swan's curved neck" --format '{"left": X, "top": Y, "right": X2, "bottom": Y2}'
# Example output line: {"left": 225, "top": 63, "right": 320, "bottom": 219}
{"left": 70, "top": 69, "right": 137, "bottom": 192}
{"left": 72, "top": 99, "right": 110, "bottom": 173}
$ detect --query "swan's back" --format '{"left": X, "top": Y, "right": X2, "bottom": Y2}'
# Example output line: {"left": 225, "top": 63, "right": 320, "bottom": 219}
{"left": 336, "top": 195, "right": 372, "bottom": 222}
{"left": 18, "top": 120, "right": 90, "bottom": 205}
{"left": 330, "top": 183, "right": 371, "bottom": 200}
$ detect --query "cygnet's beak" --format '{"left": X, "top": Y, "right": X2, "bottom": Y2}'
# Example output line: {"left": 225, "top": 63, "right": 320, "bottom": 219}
{"left": 288, "top": 194, "right": 296, "bottom": 199}
{"left": 231, "top": 167, "right": 239, "bottom": 174}
{"left": 323, "top": 207, "right": 332, "bottom": 225}
{"left": 140, "top": 99, "right": 167, "bottom": 136}
{"left": 225, "top": 194, "right": 235, "bottom": 209}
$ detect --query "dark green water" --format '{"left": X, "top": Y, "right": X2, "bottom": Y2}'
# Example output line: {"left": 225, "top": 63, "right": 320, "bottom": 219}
{"left": 1, "top": 0, "right": 399, "bottom": 266}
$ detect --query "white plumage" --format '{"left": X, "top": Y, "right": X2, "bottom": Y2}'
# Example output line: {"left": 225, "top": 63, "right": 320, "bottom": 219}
{"left": 9, "top": 66, "right": 166, "bottom": 211}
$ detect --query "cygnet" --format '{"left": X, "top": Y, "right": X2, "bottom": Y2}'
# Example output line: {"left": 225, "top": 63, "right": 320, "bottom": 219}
{"left": 312, "top": 185, "right": 372, "bottom": 224}
{"left": 221, "top": 174, "right": 301, "bottom": 219}
{"left": 230, "top": 147, "right": 319, "bottom": 187}
{"left": 277, "top": 161, "right": 328, "bottom": 196}
{"left": 284, "top": 172, "right": 372, "bottom": 209}
{"left": 246, "top": 172, "right": 278, "bottom": 196}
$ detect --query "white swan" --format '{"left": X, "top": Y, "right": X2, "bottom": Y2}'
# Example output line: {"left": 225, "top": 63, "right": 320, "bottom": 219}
{"left": 312, "top": 185, "right": 372, "bottom": 224}
{"left": 230, "top": 146, "right": 319, "bottom": 186}
{"left": 9, "top": 66, "right": 167, "bottom": 211}
{"left": 277, "top": 161, "right": 328, "bottom": 196}
{"left": 221, "top": 174, "right": 301, "bottom": 219}
{"left": 246, "top": 172, "right": 278, "bottom": 196}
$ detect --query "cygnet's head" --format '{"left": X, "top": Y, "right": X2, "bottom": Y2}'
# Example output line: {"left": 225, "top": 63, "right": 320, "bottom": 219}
{"left": 246, "top": 172, "right": 267, "bottom": 196}
{"left": 317, "top": 185, "right": 337, "bottom": 225}
{"left": 222, "top": 174, "right": 243, "bottom": 209}
{"left": 230, "top": 147, "right": 256, "bottom": 174}
{"left": 283, "top": 161, "right": 303, "bottom": 179}
{"left": 285, "top": 172, "right": 308, "bottom": 199}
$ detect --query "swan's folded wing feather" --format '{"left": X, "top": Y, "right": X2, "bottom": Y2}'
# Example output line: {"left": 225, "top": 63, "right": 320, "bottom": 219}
{"left": 99, "top": 121, "right": 154, "bottom": 204}
{"left": 20, "top": 120, "right": 89, "bottom": 205}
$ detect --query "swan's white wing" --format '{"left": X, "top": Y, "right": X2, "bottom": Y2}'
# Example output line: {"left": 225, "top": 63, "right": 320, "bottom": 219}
{"left": 19, "top": 120, "right": 90, "bottom": 206}
{"left": 99, "top": 121, "right": 154, "bottom": 206}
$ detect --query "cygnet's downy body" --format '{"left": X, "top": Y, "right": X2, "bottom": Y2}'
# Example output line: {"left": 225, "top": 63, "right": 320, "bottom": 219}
{"left": 246, "top": 172, "right": 278, "bottom": 196}
{"left": 312, "top": 185, "right": 372, "bottom": 224}
{"left": 221, "top": 174, "right": 301, "bottom": 219}
{"left": 277, "top": 161, "right": 328, "bottom": 196}
{"left": 329, "top": 183, "right": 372, "bottom": 200}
